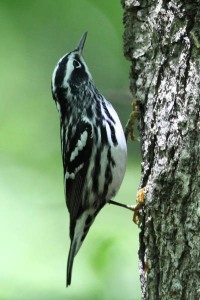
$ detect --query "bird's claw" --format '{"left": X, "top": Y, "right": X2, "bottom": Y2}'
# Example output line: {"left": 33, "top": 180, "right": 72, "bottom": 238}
{"left": 133, "top": 187, "right": 146, "bottom": 224}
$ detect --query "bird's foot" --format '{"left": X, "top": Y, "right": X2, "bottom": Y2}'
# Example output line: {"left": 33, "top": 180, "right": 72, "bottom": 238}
{"left": 132, "top": 187, "right": 146, "bottom": 224}
{"left": 108, "top": 187, "right": 146, "bottom": 224}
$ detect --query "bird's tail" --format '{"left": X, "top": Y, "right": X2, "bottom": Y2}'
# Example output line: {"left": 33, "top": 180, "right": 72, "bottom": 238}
{"left": 67, "top": 239, "right": 78, "bottom": 287}
{"left": 66, "top": 205, "right": 105, "bottom": 286}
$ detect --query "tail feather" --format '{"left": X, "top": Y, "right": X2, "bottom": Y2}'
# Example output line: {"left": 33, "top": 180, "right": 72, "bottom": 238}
{"left": 66, "top": 207, "right": 104, "bottom": 286}
{"left": 67, "top": 240, "right": 77, "bottom": 287}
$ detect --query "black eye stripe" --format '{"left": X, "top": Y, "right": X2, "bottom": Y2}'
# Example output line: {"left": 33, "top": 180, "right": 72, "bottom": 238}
{"left": 73, "top": 59, "right": 81, "bottom": 68}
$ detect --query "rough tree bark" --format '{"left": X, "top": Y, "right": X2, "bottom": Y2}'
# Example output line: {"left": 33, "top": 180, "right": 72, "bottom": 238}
{"left": 121, "top": 1, "right": 200, "bottom": 299}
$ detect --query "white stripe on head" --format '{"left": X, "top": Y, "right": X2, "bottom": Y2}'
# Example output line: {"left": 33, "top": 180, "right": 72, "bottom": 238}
{"left": 62, "top": 53, "right": 75, "bottom": 88}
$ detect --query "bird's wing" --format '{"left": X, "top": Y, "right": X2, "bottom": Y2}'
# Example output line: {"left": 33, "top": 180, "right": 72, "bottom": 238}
{"left": 63, "top": 119, "right": 93, "bottom": 236}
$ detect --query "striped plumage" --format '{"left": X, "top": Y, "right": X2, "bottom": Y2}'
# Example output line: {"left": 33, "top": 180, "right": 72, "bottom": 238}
{"left": 51, "top": 32, "right": 127, "bottom": 286}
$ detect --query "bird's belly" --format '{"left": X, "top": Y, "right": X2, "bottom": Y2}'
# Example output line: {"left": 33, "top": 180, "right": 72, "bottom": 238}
{"left": 84, "top": 142, "right": 127, "bottom": 206}
{"left": 104, "top": 144, "right": 127, "bottom": 200}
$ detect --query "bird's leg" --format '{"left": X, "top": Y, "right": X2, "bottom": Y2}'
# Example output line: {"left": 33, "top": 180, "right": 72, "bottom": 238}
{"left": 108, "top": 187, "right": 146, "bottom": 225}
{"left": 132, "top": 187, "right": 146, "bottom": 224}
{"left": 108, "top": 199, "right": 136, "bottom": 212}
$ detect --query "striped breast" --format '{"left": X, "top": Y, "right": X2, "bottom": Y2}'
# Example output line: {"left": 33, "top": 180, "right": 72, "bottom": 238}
{"left": 83, "top": 97, "right": 127, "bottom": 207}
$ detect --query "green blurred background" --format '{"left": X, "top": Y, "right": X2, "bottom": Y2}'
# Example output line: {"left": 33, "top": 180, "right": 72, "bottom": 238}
{"left": 0, "top": 1, "right": 142, "bottom": 299}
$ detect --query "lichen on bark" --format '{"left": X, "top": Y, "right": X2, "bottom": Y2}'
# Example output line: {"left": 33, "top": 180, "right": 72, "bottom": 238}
{"left": 121, "top": 1, "right": 200, "bottom": 299}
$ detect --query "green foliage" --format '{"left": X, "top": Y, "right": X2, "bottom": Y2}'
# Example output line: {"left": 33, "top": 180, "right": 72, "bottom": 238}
{"left": 0, "top": 0, "right": 141, "bottom": 299}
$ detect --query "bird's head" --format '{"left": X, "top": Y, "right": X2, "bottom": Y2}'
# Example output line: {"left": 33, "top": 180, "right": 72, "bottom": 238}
{"left": 51, "top": 32, "right": 92, "bottom": 103}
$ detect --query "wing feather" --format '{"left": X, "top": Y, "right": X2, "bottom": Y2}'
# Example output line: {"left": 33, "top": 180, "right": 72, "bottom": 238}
{"left": 62, "top": 119, "right": 93, "bottom": 238}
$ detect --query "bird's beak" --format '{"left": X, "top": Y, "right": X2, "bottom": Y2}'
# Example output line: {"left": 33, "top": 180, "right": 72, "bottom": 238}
{"left": 76, "top": 32, "right": 87, "bottom": 54}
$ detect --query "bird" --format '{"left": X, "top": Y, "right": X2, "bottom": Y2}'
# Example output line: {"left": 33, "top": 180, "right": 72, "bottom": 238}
{"left": 51, "top": 32, "right": 127, "bottom": 286}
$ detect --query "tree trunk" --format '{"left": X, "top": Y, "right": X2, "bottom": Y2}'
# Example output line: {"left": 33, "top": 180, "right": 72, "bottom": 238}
{"left": 121, "top": 1, "right": 200, "bottom": 299}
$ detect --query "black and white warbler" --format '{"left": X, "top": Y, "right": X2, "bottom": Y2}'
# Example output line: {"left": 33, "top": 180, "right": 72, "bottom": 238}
{"left": 51, "top": 32, "right": 127, "bottom": 286}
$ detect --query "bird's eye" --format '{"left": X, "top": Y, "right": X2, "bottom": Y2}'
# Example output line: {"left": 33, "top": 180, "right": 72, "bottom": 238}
{"left": 73, "top": 59, "right": 81, "bottom": 68}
